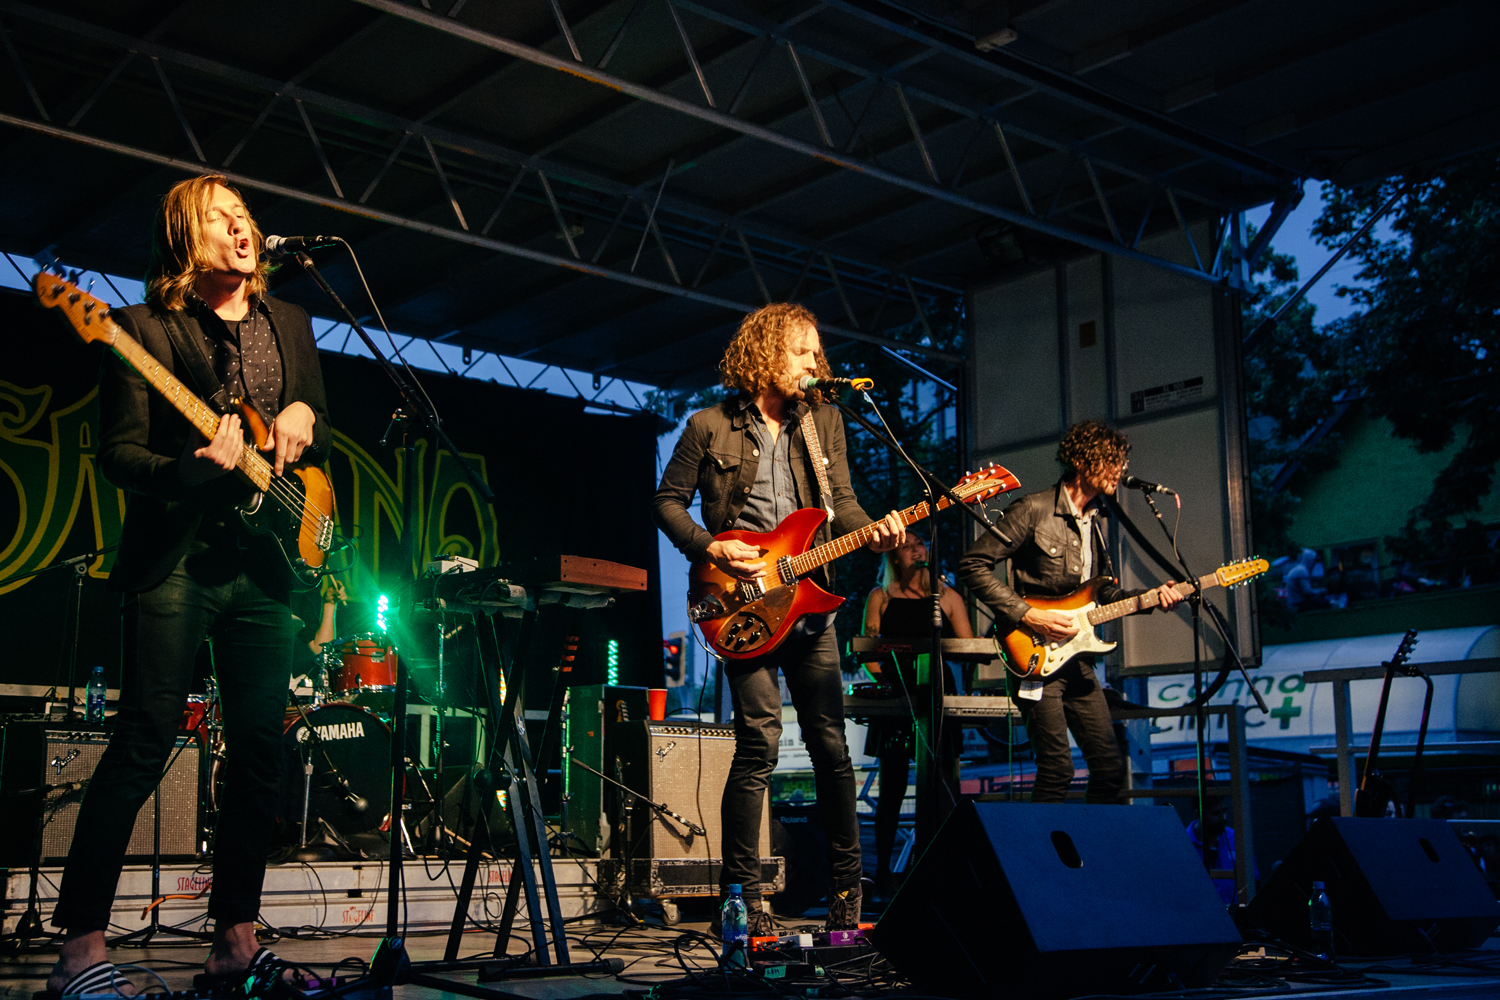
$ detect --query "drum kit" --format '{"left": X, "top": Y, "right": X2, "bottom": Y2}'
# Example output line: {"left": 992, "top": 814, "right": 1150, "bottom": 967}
{"left": 177, "top": 626, "right": 405, "bottom": 859}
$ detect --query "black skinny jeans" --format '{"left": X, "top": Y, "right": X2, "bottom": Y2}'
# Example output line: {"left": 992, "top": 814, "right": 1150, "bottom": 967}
{"left": 52, "top": 542, "right": 297, "bottom": 932}
{"left": 1009, "top": 657, "right": 1126, "bottom": 804}
{"left": 721, "top": 627, "right": 860, "bottom": 901}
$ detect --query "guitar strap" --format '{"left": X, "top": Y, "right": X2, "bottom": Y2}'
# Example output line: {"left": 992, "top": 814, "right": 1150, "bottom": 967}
{"left": 798, "top": 408, "right": 837, "bottom": 522}
{"left": 159, "top": 307, "right": 232, "bottom": 414}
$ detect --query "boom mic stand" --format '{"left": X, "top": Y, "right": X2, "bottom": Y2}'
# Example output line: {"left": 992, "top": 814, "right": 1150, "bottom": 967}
{"left": 829, "top": 396, "right": 1011, "bottom": 848}
{"left": 0, "top": 544, "right": 118, "bottom": 721}
{"left": 1129, "top": 487, "right": 1266, "bottom": 874}
{"left": 292, "top": 249, "right": 492, "bottom": 969}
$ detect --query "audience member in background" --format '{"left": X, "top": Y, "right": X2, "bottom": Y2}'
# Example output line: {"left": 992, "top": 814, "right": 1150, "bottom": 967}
{"left": 1282, "top": 548, "right": 1329, "bottom": 611}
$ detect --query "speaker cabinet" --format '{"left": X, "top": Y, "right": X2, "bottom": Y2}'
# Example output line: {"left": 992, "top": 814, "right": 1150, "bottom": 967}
{"left": 564, "top": 684, "right": 649, "bottom": 855}
{"left": 873, "top": 802, "right": 1241, "bottom": 999}
{"left": 611, "top": 720, "right": 771, "bottom": 861}
{"left": 0, "top": 724, "right": 201, "bottom": 865}
{"left": 1245, "top": 817, "right": 1500, "bottom": 955}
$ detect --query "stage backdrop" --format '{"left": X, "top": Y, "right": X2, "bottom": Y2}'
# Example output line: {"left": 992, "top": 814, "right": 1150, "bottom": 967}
{"left": 0, "top": 286, "right": 663, "bottom": 704}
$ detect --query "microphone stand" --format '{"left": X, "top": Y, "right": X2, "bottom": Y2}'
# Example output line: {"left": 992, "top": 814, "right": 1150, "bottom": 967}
{"left": 0, "top": 544, "right": 118, "bottom": 720}
{"left": 292, "top": 251, "right": 493, "bottom": 954}
{"left": 1131, "top": 487, "right": 1266, "bottom": 876}
{"left": 830, "top": 395, "right": 1010, "bottom": 849}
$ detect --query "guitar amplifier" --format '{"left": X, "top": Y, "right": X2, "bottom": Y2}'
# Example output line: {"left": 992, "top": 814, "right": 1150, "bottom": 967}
{"left": 610, "top": 720, "right": 771, "bottom": 860}
{"left": 0, "top": 723, "right": 202, "bottom": 865}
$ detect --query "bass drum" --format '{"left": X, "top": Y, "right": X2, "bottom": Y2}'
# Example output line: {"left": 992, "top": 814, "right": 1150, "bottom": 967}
{"left": 281, "top": 704, "right": 391, "bottom": 837}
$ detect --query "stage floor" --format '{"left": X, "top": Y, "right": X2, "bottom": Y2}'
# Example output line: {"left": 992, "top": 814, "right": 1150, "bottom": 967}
{"left": 2, "top": 862, "right": 1496, "bottom": 1000}
{"left": 0, "top": 920, "right": 1496, "bottom": 1000}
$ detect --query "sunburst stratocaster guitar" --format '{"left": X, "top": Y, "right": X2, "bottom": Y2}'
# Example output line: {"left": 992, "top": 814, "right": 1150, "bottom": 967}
{"left": 34, "top": 269, "right": 336, "bottom": 589}
{"left": 688, "top": 464, "right": 1020, "bottom": 659}
{"left": 1002, "top": 558, "right": 1270, "bottom": 678}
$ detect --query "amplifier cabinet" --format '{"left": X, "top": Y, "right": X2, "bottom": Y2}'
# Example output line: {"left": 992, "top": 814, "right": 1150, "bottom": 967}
{"left": 610, "top": 720, "right": 771, "bottom": 862}
{"left": 598, "top": 857, "right": 786, "bottom": 899}
{"left": 0, "top": 724, "right": 201, "bottom": 865}
{"left": 564, "top": 685, "right": 649, "bottom": 856}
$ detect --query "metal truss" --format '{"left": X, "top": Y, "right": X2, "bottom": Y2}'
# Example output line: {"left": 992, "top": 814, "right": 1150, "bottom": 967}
{"left": 352, "top": 0, "right": 1288, "bottom": 287}
{"left": 0, "top": 0, "right": 962, "bottom": 362}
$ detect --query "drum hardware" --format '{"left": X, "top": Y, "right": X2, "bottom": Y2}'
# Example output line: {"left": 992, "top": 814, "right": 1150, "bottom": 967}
{"left": 280, "top": 703, "right": 391, "bottom": 861}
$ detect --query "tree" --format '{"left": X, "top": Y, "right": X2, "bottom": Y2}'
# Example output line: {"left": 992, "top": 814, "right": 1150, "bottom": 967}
{"left": 1313, "top": 153, "right": 1500, "bottom": 569}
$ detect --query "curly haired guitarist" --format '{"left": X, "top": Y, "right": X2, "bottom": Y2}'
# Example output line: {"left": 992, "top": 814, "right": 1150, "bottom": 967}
{"left": 957, "top": 420, "right": 1181, "bottom": 804}
{"left": 653, "top": 303, "right": 901, "bottom": 933}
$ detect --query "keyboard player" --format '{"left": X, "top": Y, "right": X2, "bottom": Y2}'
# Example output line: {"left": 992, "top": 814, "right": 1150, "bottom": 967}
{"left": 859, "top": 530, "right": 972, "bottom": 898}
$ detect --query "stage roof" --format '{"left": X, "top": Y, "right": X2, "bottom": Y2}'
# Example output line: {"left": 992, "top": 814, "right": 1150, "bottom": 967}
{"left": 0, "top": 0, "right": 1493, "bottom": 389}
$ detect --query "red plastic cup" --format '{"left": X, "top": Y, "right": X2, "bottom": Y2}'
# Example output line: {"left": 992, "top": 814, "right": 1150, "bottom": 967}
{"left": 648, "top": 688, "right": 668, "bottom": 721}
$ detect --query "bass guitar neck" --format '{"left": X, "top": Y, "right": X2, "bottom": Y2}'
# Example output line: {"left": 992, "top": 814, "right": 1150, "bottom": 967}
{"left": 33, "top": 268, "right": 337, "bottom": 589}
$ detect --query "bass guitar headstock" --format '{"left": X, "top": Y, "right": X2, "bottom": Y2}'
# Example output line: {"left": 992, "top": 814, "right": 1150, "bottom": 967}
{"left": 33, "top": 267, "right": 119, "bottom": 347}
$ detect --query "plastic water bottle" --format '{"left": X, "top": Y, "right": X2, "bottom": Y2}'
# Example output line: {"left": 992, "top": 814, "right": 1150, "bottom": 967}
{"left": 720, "top": 884, "right": 749, "bottom": 967}
{"left": 1308, "top": 881, "right": 1334, "bottom": 961}
{"left": 85, "top": 666, "right": 107, "bottom": 724}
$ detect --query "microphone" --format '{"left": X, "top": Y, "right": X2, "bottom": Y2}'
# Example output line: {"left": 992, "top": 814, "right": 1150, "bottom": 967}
{"left": 264, "top": 234, "right": 339, "bottom": 257}
{"left": 1123, "top": 475, "right": 1177, "bottom": 496}
{"left": 797, "top": 374, "right": 875, "bottom": 392}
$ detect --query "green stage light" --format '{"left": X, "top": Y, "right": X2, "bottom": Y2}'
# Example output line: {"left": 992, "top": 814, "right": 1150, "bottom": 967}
{"left": 607, "top": 639, "right": 619, "bottom": 686}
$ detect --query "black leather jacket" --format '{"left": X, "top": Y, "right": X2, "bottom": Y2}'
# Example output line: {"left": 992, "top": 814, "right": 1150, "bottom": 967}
{"left": 652, "top": 395, "right": 874, "bottom": 588}
{"left": 957, "top": 482, "right": 1142, "bottom": 633}
{"left": 100, "top": 297, "right": 330, "bottom": 593}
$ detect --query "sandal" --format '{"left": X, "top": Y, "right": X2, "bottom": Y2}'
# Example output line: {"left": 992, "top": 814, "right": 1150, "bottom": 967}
{"left": 192, "top": 947, "right": 292, "bottom": 991}
{"left": 34, "top": 961, "right": 137, "bottom": 1000}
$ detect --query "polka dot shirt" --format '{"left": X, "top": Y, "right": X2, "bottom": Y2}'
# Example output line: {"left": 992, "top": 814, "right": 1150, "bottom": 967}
{"left": 195, "top": 293, "right": 283, "bottom": 419}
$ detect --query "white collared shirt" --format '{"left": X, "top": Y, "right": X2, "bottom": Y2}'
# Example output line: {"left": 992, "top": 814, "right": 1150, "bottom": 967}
{"left": 1062, "top": 488, "right": 1096, "bottom": 584}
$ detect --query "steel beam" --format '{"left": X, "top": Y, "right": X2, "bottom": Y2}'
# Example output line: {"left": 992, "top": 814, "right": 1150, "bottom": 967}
{"left": 0, "top": 0, "right": 952, "bottom": 301}
{"left": 815, "top": 0, "right": 1296, "bottom": 182}
{"left": 674, "top": 0, "right": 1241, "bottom": 209}
{"left": 0, "top": 111, "right": 957, "bottom": 366}
{"left": 348, "top": 0, "right": 1228, "bottom": 286}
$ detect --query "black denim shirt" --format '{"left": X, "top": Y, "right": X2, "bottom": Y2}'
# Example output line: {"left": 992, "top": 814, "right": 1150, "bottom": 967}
{"left": 957, "top": 482, "right": 1143, "bottom": 633}
{"left": 652, "top": 395, "right": 875, "bottom": 589}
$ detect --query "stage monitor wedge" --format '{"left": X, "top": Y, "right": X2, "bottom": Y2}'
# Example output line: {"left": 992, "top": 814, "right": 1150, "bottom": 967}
{"left": 1245, "top": 817, "right": 1500, "bottom": 955}
{"left": 873, "top": 801, "right": 1241, "bottom": 999}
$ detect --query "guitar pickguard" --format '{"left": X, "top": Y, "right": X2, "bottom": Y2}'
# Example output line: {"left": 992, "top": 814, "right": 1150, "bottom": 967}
{"left": 717, "top": 584, "right": 796, "bottom": 654}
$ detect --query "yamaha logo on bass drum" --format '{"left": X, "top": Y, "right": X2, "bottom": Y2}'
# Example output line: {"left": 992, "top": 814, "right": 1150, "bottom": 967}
{"left": 296, "top": 720, "right": 367, "bottom": 742}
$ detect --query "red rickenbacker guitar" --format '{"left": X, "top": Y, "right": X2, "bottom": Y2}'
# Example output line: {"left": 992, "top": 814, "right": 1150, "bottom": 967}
{"left": 687, "top": 464, "right": 1020, "bottom": 659}
{"left": 34, "top": 268, "right": 336, "bottom": 590}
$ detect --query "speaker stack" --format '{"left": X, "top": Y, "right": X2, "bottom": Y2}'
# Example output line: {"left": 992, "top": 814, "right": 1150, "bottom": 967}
{"left": 0, "top": 723, "right": 201, "bottom": 865}
{"left": 874, "top": 802, "right": 1242, "bottom": 999}
{"left": 1245, "top": 817, "right": 1500, "bottom": 954}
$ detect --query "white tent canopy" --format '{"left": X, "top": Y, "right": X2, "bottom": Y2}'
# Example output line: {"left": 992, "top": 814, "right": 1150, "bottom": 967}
{"left": 1145, "top": 626, "right": 1500, "bottom": 751}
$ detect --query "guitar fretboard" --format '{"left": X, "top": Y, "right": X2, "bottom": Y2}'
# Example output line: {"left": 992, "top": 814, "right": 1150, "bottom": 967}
{"left": 104, "top": 317, "right": 274, "bottom": 491}
{"left": 1084, "top": 571, "right": 1220, "bottom": 625}
{"left": 787, "top": 489, "right": 969, "bottom": 577}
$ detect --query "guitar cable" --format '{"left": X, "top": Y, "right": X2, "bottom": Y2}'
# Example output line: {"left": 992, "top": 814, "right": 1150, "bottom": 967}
{"left": 329, "top": 238, "right": 443, "bottom": 421}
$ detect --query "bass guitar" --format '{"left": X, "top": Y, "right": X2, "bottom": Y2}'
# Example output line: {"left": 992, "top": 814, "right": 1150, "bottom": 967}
{"left": 1355, "top": 629, "right": 1422, "bottom": 818}
{"left": 34, "top": 269, "right": 336, "bottom": 589}
{"left": 688, "top": 464, "right": 1020, "bottom": 659}
{"left": 1002, "top": 558, "right": 1270, "bottom": 678}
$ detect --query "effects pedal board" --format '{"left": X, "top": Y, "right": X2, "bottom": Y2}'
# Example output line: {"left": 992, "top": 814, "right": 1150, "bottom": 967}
{"left": 749, "top": 925, "right": 877, "bottom": 981}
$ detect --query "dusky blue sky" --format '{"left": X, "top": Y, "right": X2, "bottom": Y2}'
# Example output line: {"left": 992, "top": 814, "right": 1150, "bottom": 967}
{"left": 1246, "top": 179, "right": 1393, "bottom": 325}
